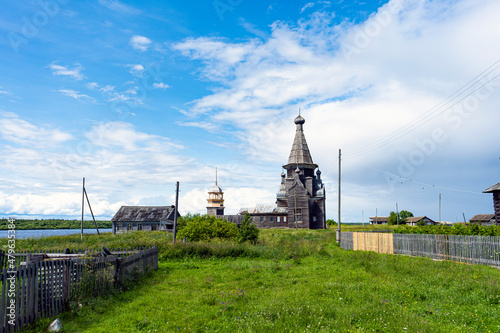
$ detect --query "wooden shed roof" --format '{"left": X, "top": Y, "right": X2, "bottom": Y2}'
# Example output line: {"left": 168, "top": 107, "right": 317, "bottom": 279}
{"left": 406, "top": 216, "right": 434, "bottom": 223}
{"left": 469, "top": 214, "right": 495, "bottom": 222}
{"left": 369, "top": 216, "right": 389, "bottom": 222}
{"left": 111, "top": 206, "right": 177, "bottom": 222}
{"left": 484, "top": 182, "right": 500, "bottom": 193}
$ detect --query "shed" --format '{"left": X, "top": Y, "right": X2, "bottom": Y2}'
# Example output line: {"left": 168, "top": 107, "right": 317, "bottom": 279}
{"left": 406, "top": 216, "right": 437, "bottom": 226}
{"left": 469, "top": 214, "right": 496, "bottom": 225}
{"left": 111, "top": 206, "right": 180, "bottom": 234}
{"left": 483, "top": 182, "right": 500, "bottom": 225}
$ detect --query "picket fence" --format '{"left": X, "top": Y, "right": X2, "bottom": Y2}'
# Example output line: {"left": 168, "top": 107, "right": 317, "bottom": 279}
{"left": 340, "top": 232, "right": 500, "bottom": 267}
{"left": 0, "top": 247, "right": 158, "bottom": 333}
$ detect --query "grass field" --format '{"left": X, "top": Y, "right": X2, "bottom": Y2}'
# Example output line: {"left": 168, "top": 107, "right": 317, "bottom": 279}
{"left": 9, "top": 228, "right": 500, "bottom": 332}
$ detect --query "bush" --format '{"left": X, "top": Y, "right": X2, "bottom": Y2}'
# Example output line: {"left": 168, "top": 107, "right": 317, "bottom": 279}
{"left": 237, "top": 213, "right": 259, "bottom": 244}
{"left": 326, "top": 219, "right": 337, "bottom": 227}
{"left": 177, "top": 214, "right": 238, "bottom": 241}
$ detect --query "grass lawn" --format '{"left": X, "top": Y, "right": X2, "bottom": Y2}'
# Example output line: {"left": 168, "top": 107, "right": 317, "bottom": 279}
{"left": 15, "top": 228, "right": 500, "bottom": 332}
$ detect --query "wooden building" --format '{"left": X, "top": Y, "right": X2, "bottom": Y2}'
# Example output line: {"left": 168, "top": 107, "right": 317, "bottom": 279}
{"left": 483, "top": 182, "right": 500, "bottom": 225}
{"left": 369, "top": 217, "right": 389, "bottom": 225}
{"left": 276, "top": 115, "right": 326, "bottom": 229}
{"left": 238, "top": 205, "right": 288, "bottom": 228}
{"left": 469, "top": 214, "right": 496, "bottom": 225}
{"left": 406, "top": 216, "right": 437, "bottom": 226}
{"left": 207, "top": 169, "right": 225, "bottom": 216}
{"left": 111, "top": 206, "right": 180, "bottom": 234}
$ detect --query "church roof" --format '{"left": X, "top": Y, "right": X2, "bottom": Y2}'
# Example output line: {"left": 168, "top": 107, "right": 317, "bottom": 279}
{"left": 286, "top": 115, "right": 316, "bottom": 166}
{"left": 209, "top": 185, "right": 223, "bottom": 193}
{"left": 484, "top": 182, "right": 500, "bottom": 193}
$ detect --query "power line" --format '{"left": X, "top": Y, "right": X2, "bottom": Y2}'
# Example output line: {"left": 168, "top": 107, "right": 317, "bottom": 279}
{"left": 344, "top": 59, "right": 500, "bottom": 158}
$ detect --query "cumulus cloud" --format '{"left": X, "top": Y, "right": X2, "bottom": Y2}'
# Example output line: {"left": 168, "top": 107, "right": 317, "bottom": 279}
{"left": 48, "top": 62, "right": 85, "bottom": 80}
{"left": 173, "top": 0, "right": 500, "bottom": 221}
{"left": 130, "top": 35, "right": 152, "bottom": 51}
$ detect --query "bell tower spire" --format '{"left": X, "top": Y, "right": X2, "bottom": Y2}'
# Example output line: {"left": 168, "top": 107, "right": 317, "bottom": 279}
{"left": 207, "top": 167, "right": 225, "bottom": 216}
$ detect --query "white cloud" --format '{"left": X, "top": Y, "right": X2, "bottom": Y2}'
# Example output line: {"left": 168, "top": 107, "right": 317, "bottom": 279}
{"left": 86, "top": 82, "right": 99, "bottom": 90}
{"left": 98, "top": 0, "right": 140, "bottom": 15}
{"left": 0, "top": 112, "right": 73, "bottom": 147}
{"left": 58, "top": 89, "right": 96, "bottom": 103}
{"left": 173, "top": 0, "right": 500, "bottom": 221}
{"left": 130, "top": 35, "right": 152, "bottom": 51}
{"left": 301, "top": 2, "right": 314, "bottom": 13}
{"left": 177, "top": 121, "right": 218, "bottom": 132}
{"left": 153, "top": 82, "right": 170, "bottom": 89}
{"left": 129, "top": 64, "right": 145, "bottom": 77}
{"left": 48, "top": 62, "right": 85, "bottom": 80}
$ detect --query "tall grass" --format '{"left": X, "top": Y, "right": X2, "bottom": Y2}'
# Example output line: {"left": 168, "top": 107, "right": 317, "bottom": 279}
{"left": 12, "top": 229, "right": 500, "bottom": 332}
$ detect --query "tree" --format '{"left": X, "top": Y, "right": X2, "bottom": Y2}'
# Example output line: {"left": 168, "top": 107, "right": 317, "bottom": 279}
{"left": 326, "top": 219, "right": 337, "bottom": 227}
{"left": 388, "top": 210, "right": 414, "bottom": 225}
{"left": 237, "top": 213, "right": 259, "bottom": 244}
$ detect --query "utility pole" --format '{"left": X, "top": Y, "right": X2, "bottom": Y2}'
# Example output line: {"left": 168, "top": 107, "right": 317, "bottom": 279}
{"left": 81, "top": 177, "right": 85, "bottom": 240}
{"left": 173, "top": 181, "right": 179, "bottom": 243}
{"left": 439, "top": 193, "right": 442, "bottom": 224}
{"left": 396, "top": 203, "right": 399, "bottom": 226}
{"left": 362, "top": 210, "right": 364, "bottom": 226}
{"left": 336, "top": 149, "right": 341, "bottom": 243}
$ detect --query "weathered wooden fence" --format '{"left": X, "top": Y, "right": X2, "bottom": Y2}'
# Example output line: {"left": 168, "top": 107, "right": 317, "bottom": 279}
{"left": 340, "top": 232, "right": 500, "bottom": 267}
{"left": 0, "top": 247, "right": 158, "bottom": 333}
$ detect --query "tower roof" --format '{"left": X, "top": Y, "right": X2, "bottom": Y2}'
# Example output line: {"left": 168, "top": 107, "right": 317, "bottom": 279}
{"left": 286, "top": 115, "right": 316, "bottom": 167}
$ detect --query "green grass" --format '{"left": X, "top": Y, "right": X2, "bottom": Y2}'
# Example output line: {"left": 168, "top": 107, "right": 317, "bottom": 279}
{"left": 13, "top": 229, "right": 500, "bottom": 332}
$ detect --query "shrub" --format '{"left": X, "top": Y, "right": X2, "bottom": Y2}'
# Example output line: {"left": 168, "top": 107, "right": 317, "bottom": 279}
{"left": 237, "top": 213, "right": 259, "bottom": 244}
{"left": 177, "top": 214, "right": 238, "bottom": 241}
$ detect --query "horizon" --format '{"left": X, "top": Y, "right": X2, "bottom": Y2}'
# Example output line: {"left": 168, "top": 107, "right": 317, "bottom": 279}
{"left": 1, "top": 0, "right": 499, "bottom": 222}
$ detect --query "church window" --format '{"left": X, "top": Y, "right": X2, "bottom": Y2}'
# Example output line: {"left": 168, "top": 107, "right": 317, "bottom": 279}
{"left": 296, "top": 209, "right": 302, "bottom": 222}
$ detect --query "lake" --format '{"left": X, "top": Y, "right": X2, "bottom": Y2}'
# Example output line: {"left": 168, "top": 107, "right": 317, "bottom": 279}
{"left": 0, "top": 228, "right": 113, "bottom": 239}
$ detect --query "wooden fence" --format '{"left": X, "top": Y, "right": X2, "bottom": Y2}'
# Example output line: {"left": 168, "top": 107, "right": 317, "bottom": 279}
{"left": 340, "top": 232, "right": 500, "bottom": 267}
{"left": 0, "top": 247, "right": 158, "bottom": 333}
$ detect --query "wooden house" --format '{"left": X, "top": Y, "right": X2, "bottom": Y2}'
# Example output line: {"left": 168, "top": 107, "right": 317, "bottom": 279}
{"left": 111, "top": 206, "right": 180, "bottom": 234}
{"left": 238, "top": 205, "right": 289, "bottom": 228}
{"left": 469, "top": 214, "right": 496, "bottom": 225}
{"left": 369, "top": 216, "right": 389, "bottom": 225}
{"left": 483, "top": 182, "right": 500, "bottom": 225}
{"left": 406, "top": 216, "right": 437, "bottom": 226}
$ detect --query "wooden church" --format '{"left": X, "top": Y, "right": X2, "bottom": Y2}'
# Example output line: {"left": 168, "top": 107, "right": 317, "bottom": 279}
{"left": 209, "top": 114, "right": 326, "bottom": 229}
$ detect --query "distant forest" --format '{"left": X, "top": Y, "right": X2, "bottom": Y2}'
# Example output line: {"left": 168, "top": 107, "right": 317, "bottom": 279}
{"left": 0, "top": 219, "right": 112, "bottom": 230}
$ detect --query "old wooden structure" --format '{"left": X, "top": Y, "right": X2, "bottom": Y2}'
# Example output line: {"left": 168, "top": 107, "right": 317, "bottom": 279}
{"left": 369, "top": 216, "right": 389, "bottom": 225}
{"left": 483, "top": 182, "right": 500, "bottom": 225}
{"left": 406, "top": 216, "right": 437, "bottom": 226}
{"left": 276, "top": 115, "right": 326, "bottom": 229}
{"left": 207, "top": 170, "right": 225, "bottom": 216}
{"left": 111, "top": 206, "right": 180, "bottom": 234}
{"left": 469, "top": 214, "right": 496, "bottom": 225}
{"left": 0, "top": 247, "right": 158, "bottom": 332}
{"left": 238, "top": 205, "right": 288, "bottom": 228}
{"left": 341, "top": 232, "right": 500, "bottom": 268}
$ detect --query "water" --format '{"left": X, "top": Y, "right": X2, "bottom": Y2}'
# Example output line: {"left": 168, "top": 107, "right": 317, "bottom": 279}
{"left": 0, "top": 228, "right": 113, "bottom": 239}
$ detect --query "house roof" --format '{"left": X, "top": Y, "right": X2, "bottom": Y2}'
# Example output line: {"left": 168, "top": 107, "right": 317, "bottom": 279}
{"left": 484, "top": 182, "right": 500, "bottom": 193}
{"left": 111, "top": 206, "right": 177, "bottom": 222}
{"left": 286, "top": 115, "right": 317, "bottom": 167}
{"left": 406, "top": 216, "right": 434, "bottom": 223}
{"left": 469, "top": 214, "right": 495, "bottom": 222}
{"left": 369, "top": 216, "right": 389, "bottom": 222}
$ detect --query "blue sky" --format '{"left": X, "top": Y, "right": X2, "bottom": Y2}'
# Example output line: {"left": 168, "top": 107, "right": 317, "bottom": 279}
{"left": 1, "top": 0, "right": 499, "bottom": 222}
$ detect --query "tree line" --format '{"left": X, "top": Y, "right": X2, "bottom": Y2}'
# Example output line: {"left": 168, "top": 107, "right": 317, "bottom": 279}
{"left": 0, "top": 219, "right": 112, "bottom": 230}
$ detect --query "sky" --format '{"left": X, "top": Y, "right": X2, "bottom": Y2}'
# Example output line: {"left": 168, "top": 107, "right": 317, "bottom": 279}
{"left": 0, "top": 0, "right": 499, "bottom": 222}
